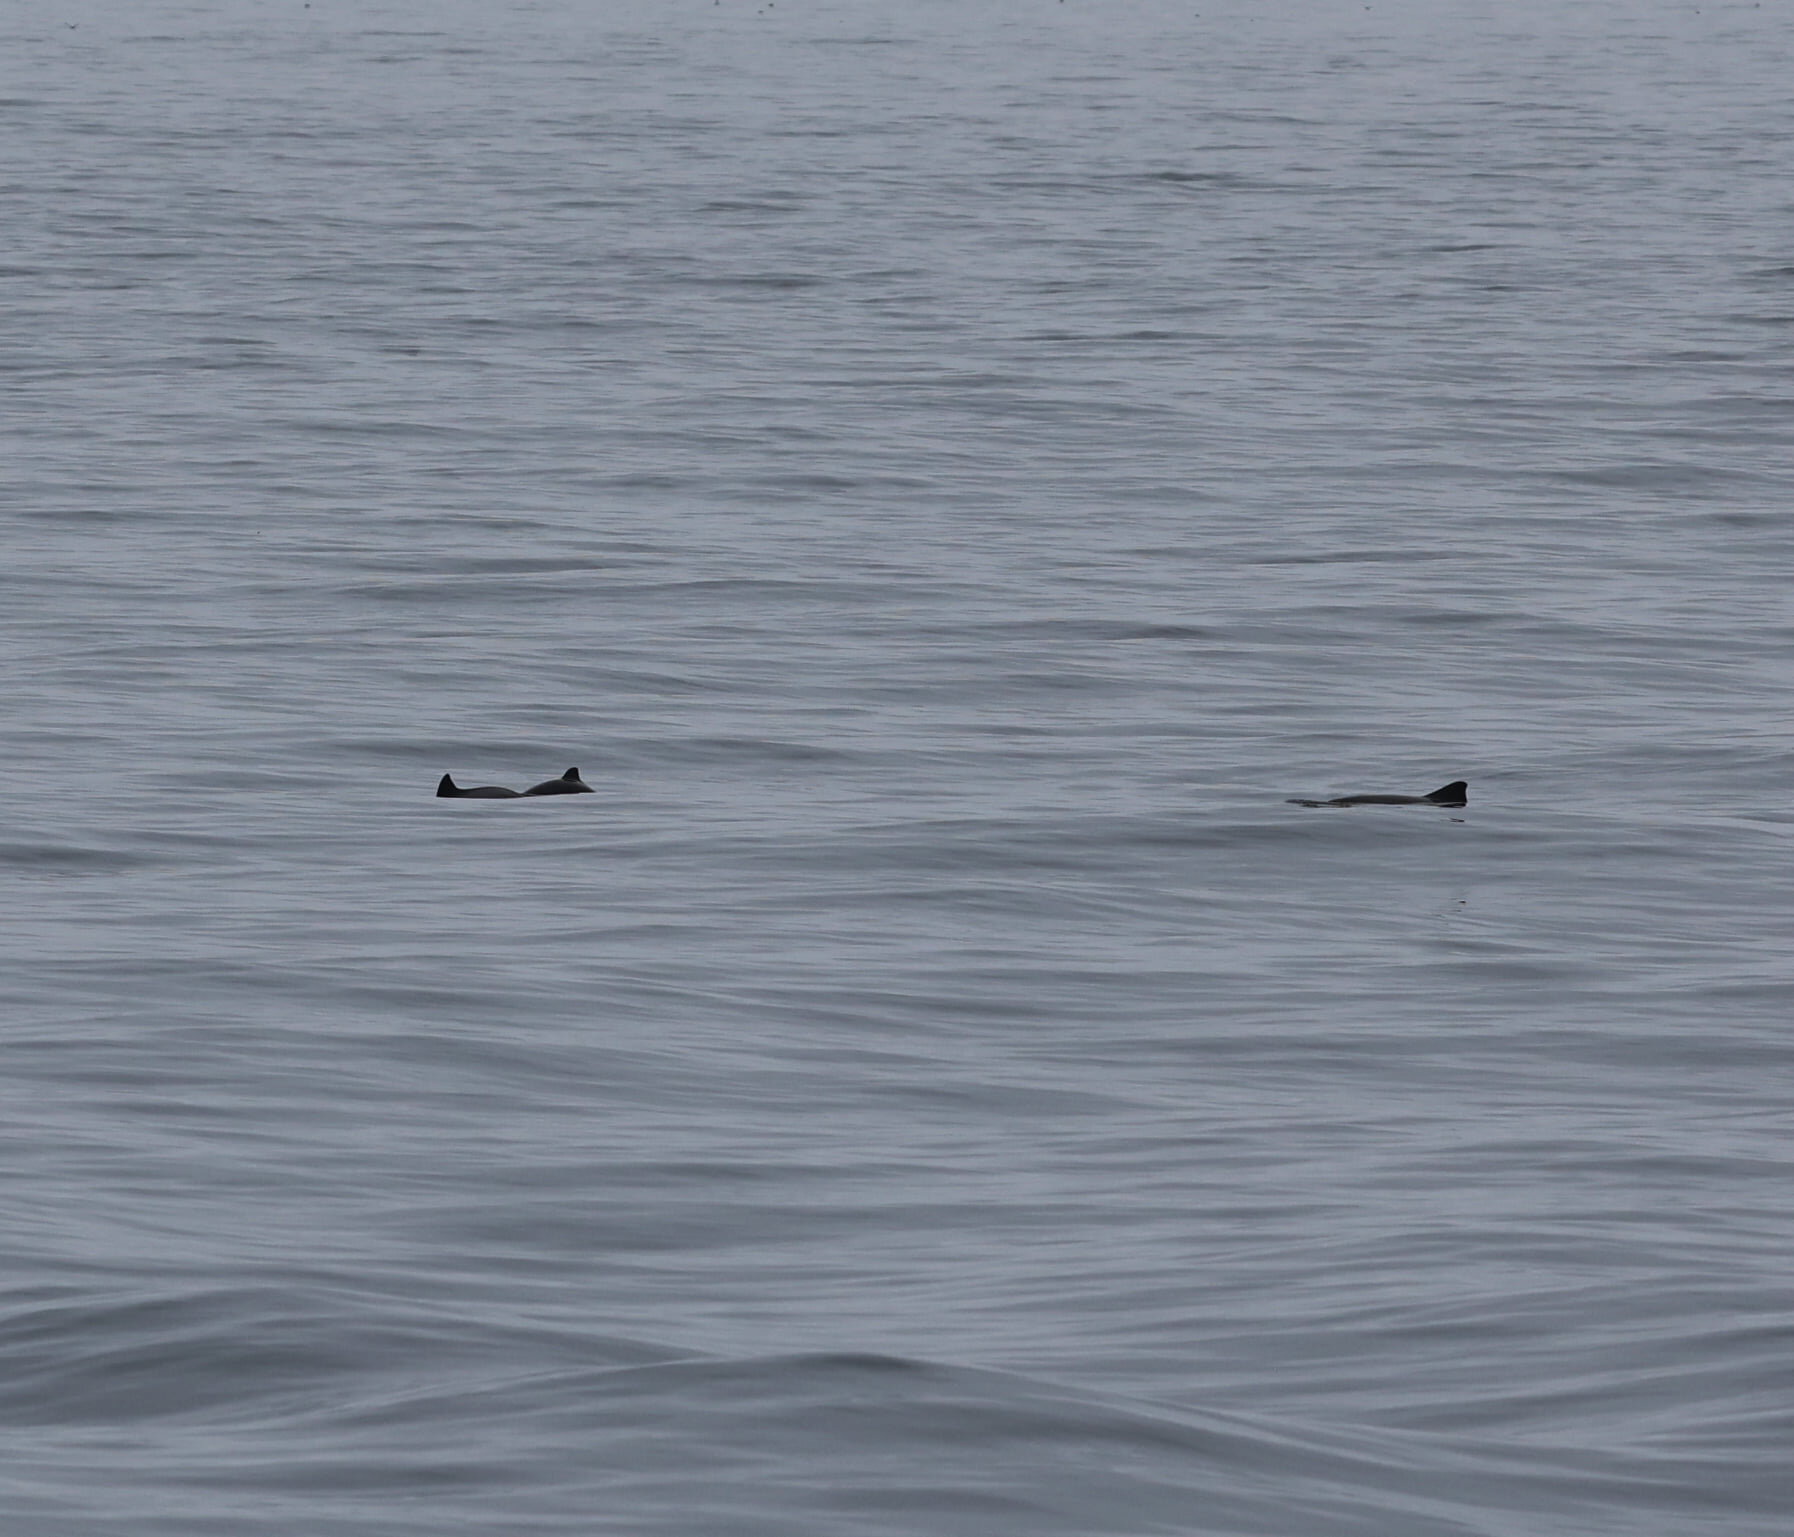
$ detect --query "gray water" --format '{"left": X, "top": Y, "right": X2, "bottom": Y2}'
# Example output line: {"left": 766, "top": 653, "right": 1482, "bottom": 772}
{"left": 4, "top": 0, "right": 1794, "bottom": 1531}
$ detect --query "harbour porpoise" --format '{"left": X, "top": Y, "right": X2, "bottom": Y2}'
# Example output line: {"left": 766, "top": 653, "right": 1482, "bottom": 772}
{"left": 522, "top": 767, "right": 593, "bottom": 796}
{"left": 436, "top": 767, "right": 593, "bottom": 799}
{"left": 1288, "top": 780, "right": 1467, "bottom": 809}
{"left": 437, "top": 774, "right": 521, "bottom": 799}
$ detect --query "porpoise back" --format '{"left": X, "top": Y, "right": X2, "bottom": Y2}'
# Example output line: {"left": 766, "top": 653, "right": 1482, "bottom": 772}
{"left": 523, "top": 767, "right": 593, "bottom": 796}
{"left": 437, "top": 774, "right": 522, "bottom": 799}
{"left": 1289, "top": 780, "right": 1467, "bottom": 809}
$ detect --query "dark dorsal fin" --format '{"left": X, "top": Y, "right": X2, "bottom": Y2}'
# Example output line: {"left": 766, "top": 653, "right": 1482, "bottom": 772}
{"left": 1424, "top": 781, "right": 1468, "bottom": 805}
{"left": 437, "top": 774, "right": 458, "bottom": 797}
{"left": 561, "top": 767, "right": 581, "bottom": 781}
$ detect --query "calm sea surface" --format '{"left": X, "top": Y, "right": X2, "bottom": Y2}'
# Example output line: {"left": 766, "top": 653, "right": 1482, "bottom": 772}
{"left": 4, "top": 1, "right": 1793, "bottom": 1531}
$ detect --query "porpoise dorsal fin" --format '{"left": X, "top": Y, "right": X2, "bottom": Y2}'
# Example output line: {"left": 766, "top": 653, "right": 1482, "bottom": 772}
{"left": 562, "top": 767, "right": 580, "bottom": 781}
{"left": 437, "top": 774, "right": 458, "bottom": 797}
{"left": 1424, "top": 781, "right": 1468, "bottom": 805}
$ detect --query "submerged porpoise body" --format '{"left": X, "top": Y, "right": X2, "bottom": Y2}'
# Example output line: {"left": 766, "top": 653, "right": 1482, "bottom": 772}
{"left": 1288, "top": 780, "right": 1467, "bottom": 809}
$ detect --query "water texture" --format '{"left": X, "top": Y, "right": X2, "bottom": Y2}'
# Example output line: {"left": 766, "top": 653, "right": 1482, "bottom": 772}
{"left": 3, "top": 1, "right": 1793, "bottom": 1531}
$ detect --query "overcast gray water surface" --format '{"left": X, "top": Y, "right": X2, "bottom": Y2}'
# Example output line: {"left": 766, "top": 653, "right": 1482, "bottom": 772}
{"left": 4, "top": 1, "right": 1794, "bottom": 1532}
